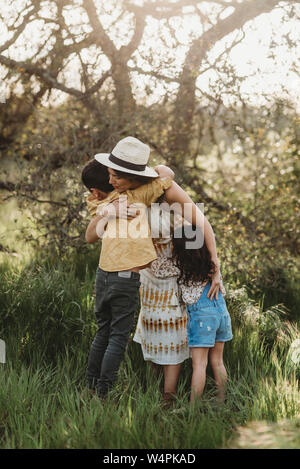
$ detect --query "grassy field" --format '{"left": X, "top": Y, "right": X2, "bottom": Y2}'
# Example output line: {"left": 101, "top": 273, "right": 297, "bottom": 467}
{"left": 0, "top": 252, "right": 299, "bottom": 449}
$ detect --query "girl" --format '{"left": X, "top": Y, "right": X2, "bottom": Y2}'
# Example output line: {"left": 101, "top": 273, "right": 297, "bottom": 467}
{"left": 172, "top": 224, "right": 233, "bottom": 404}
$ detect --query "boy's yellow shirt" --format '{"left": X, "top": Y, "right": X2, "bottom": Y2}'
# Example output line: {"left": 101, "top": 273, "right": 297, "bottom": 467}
{"left": 86, "top": 177, "right": 172, "bottom": 272}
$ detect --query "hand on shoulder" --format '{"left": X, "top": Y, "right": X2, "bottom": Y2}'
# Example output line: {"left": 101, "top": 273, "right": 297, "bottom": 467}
{"left": 154, "top": 165, "right": 175, "bottom": 180}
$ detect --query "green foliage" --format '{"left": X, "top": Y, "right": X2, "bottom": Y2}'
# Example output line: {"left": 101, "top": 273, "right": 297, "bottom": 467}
{"left": 0, "top": 252, "right": 98, "bottom": 365}
{"left": 0, "top": 255, "right": 300, "bottom": 449}
{"left": 0, "top": 1, "right": 299, "bottom": 449}
{"left": 194, "top": 102, "right": 300, "bottom": 319}
{"left": 0, "top": 97, "right": 299, "bottom": 316}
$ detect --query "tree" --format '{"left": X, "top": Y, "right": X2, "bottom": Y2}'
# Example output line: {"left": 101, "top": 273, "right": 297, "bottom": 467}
{"left": 1, "top": 0, "right": 299, "bottom": 142}
{"left": 0, "top": 0, "right": 299, "bottom": 257}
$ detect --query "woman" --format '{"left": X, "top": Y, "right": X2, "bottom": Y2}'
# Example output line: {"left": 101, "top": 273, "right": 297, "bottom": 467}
{"left": 133, "top": 201, "right": 189, "bottom": 405}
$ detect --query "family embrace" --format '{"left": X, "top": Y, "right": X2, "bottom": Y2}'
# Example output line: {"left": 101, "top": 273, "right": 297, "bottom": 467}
{"left": 81, "top": 137, "right": 233, "bottom": 406}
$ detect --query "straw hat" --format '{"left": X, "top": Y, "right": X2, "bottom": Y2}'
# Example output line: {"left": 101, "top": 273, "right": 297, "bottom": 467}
{"left": 94, "top": 136, "right": 158, "bottom": 178}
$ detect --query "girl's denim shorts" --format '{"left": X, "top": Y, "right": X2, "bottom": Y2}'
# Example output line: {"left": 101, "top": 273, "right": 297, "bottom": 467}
{"left": 186, "top": 283, "right": 233, "bottom": 348}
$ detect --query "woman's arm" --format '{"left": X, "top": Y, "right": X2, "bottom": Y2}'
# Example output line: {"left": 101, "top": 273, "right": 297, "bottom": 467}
{"left": 164, "top": 181, "right": 221, "bottom": 300}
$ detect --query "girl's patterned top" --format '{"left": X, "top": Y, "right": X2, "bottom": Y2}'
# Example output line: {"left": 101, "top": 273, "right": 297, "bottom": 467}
{"left": 178, "top": 277, "right": 226, "bottom": 305}
{"left": 150, "top": 246, "right": 181, "bottom": 279}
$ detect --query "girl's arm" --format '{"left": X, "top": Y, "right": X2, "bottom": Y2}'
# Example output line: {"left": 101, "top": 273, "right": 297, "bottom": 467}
{"left": 85, "top": 198, "right": 139, "bottom": 243}
{"left": 164, "top": 181, "right": 221, "bottom": 300}
{"left": 85, "top": 213, "right": 108, "bottom": 243}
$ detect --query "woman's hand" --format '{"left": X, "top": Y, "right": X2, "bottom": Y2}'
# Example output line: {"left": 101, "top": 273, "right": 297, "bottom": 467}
{"left": 113, "top": 197, "right": 140, "bottom": 220}
{"left": 97, "top": 197, "right": 140, "bottom": 220}
{"left": 154, "top": 165, "right": 175, "bottom": 179}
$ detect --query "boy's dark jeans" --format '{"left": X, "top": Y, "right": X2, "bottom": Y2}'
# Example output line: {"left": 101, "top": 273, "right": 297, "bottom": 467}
{"left": 87, "top": 267, "right": 140, "bottom": 397}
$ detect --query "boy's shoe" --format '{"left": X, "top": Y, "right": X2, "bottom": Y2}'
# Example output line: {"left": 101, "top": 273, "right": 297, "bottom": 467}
{"left": 80, "top": 387, "right": 96, "bottom": 401}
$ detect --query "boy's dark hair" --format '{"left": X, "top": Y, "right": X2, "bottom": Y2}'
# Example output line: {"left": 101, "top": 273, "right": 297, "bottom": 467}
{"left": 113, "top": 168, "right": 156, "bottom": 186}
{"left": 172, "top": 225, "right": 216, "bottom": 285}
{"left": 81, "top": 159, "right": 114, "bottom": 193}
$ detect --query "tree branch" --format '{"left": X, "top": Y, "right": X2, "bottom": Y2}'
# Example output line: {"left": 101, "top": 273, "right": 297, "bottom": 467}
{"left": 80, "top": 70, "right": 112, "bottom": 99}
{"left": 0, "top": 54, "right": 85, "bottom": 98}
{"left": 82, "top": 0, "right": 117, "bottom": 59}
{"left": 128, "top": 65, "right": 180, "bottom": 83}
{"left": 120, "top": 11, "right": 147, "bottom": 61}
{"left": 0, "top": 181, "right": 69, "bottom": 207}
{"left": 0, "top": 4, "right": 39, "bottom": 53}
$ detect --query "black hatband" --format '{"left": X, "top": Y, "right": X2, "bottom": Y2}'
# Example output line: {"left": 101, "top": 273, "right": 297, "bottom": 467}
{"left": 109, "top": 153, "right": 146, "bottom": 172}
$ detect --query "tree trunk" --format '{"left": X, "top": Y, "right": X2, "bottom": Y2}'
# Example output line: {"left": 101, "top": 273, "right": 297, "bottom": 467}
{"left": 112, "top": 63, "right": 136, "bottom": 128}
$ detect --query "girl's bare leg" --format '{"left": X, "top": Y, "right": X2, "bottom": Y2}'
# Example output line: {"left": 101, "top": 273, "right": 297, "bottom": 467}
{"left": 209, "top": 342, "right": 227, "bottom": 402}
{"left": 163, "top": 364, "right": 181, "bottom": 395}
{"left": 190, "top": 348, "right": 209, "bottom": 403}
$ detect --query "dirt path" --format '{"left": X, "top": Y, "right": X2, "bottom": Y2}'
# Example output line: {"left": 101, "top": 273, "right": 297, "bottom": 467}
{"left": 227, "top": 418, "right": 300, "bottom": 449}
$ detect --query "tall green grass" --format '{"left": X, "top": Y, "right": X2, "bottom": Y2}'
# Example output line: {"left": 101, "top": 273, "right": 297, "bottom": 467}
{"left": 0, "top": 250, "right": 97, "bottom": 365}
{"left": 0, "top": 255, "right": 299, "bottom": 449}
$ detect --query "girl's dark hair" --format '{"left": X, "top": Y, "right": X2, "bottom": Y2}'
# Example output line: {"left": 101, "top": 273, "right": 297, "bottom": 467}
{"left": 113, "top": 168, "right": 155, "bottom": 186}
{"left": 81, "top": 160, "right": 114, "bottom": 193}
{"left": 172, "top": 225, "right": 216, "bottom": 285}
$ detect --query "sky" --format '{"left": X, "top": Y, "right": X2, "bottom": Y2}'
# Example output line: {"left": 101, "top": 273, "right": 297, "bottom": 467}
{"left": 0, "top": 0, "right": 299, "bottom": 108}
